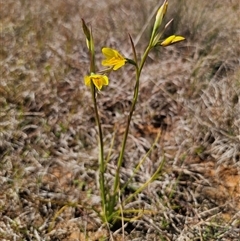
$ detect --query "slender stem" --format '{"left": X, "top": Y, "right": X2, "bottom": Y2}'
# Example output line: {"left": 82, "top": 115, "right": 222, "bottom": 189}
{"left": 139, "top": 45, "right": 152, "bottom": 73}
{"left": 112, "top": 44, "right": 152, "bottom": 205}
{"left": 88, "top": 35, "right": 106, "bottom": 220}
{"left": 90, "top": 84, "right": 106, "bottom": 216}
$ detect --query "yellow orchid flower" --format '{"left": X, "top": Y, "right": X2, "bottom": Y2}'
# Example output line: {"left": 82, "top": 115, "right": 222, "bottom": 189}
{"left": 84, "top": 73, "right": 109, "bottom": 90}
{"left": 102, "top": 47, "right": 126, "bottom": 70}
{"left": 160, "top": 35, "right": 185, "bottom": 46}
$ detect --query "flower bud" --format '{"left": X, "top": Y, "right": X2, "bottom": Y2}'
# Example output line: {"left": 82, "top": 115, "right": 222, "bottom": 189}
{"left": 160, "top": 35, "right": 185, "bottom": 46}
{"left": 153, "top": 0, "right": 168, "bottom": 34}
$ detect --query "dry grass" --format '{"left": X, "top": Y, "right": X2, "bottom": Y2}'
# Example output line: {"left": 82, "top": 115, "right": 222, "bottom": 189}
{"left": 1, "top": 0, "right": 240, "bottom": 240}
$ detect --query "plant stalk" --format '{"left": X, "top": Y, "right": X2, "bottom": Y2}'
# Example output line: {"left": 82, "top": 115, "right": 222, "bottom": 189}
{"left": 88, "top": 35, "right": 107, "bottom": 221}
{"left": 111, "top": 44, "right": 152, "bottom": 212}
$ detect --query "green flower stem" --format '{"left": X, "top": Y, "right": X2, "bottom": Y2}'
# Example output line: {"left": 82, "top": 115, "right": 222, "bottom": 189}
{"left": 88, "top": 38, "right": 107, "bottom": 221}
{"left": 112, "top": 44, "right": 152, "bottom": 210}
{"left": 90, "top": 83, "right": 106, "bottom": 219}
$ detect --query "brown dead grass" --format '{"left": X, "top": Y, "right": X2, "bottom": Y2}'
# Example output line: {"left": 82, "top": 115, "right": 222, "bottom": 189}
{"left": 1, "top": 0, "right": 240, "bottom": 240}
